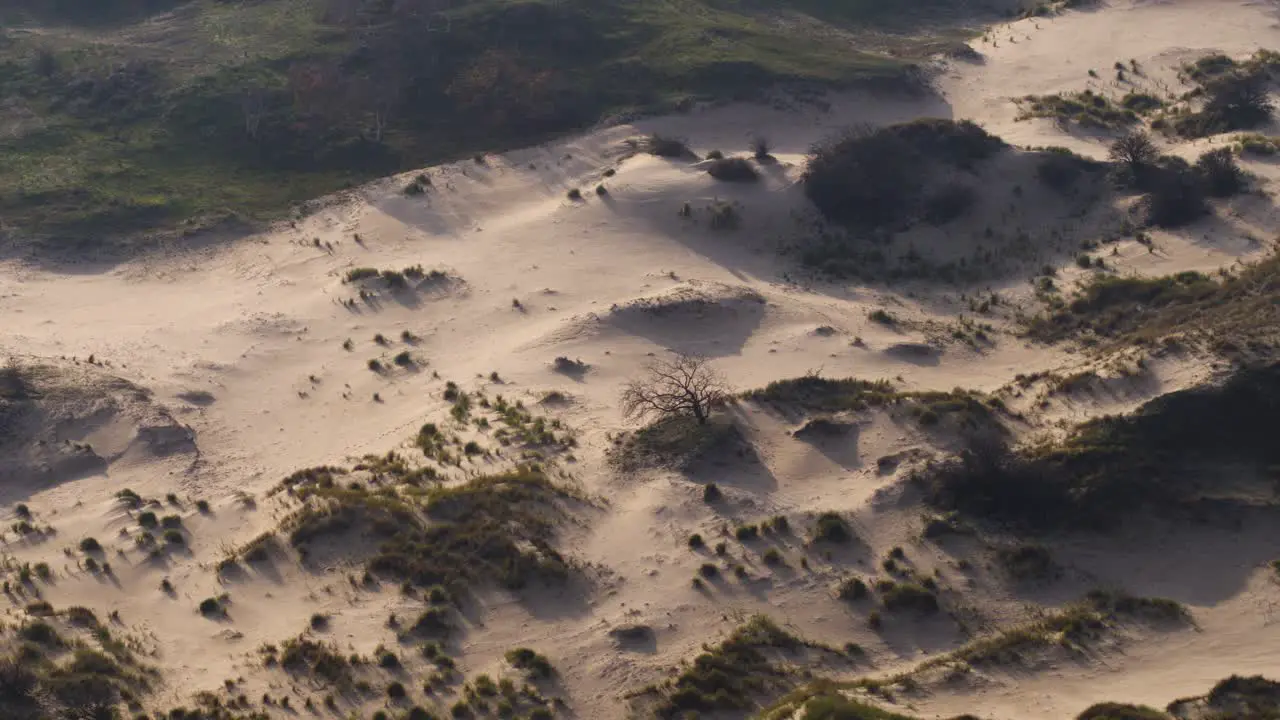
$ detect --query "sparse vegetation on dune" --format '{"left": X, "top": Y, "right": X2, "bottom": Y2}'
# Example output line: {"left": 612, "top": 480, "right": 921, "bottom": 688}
{"left": 0, "top": 610, "right": 157, "bottom": 720}
{"left": 1170, "top": 50, "right": 1280, "bottom": 138}
{"left": 631, "top": 615, "right": 843, "bottom": 718}
{"left": 917, "top": 363, "right": 1280, "bottom": 531}
{"left": 1017, "top": 90, "right": 1139, "bottom": 128}
{"left": 284, "top": 466, "right": 578, "bottom": 594}
{"left": 1027, "top": 250, "right": 1280, "bottom": 351}
{"left": 610, "top": 413, "right": 748, "bottom": 472}
{"left": 770, "top": 592, "right": 1189, "bottom": 718}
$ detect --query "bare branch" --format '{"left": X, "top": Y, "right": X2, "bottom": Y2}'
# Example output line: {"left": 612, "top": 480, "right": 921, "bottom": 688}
{"left": 620, "top": 354, "right": 730, "bottom": 425}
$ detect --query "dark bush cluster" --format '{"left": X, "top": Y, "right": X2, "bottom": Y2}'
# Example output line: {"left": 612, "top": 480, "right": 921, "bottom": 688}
{"left": 1107, "top": 131, "right": 1244, "bottom": 227}
{"left": 802, "top": 119, "right": 1004, "bottom": 230}
{"left": 706, "top": 157, "right": 760, "bottom": 182}
{"left": 1174, "top": 69, "right": 1275, "bottom": 138}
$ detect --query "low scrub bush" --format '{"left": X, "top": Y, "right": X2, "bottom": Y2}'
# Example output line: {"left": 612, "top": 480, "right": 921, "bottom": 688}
{"left": 1195, "top": 147, "right": 1244, "bottom": 196}
{"left": 644, "top": 134, "right": 696, "bottom": 159}
{"left": 812, "top": 512, "right": 852, "bottom": 543}
{"left": 837, "top": 577, "right": 868, "bottom": 601}
{"left": 997, "top": 544, "right": 1057, "bottom": 580}
{"left": 879, "top": 581, "right": 939, "bottom": 613}
{"left": 505, "top": 647, "right": 554, "bottom": 677}
{"left": 706, "top": 157, "right": 760, "bottom": 182}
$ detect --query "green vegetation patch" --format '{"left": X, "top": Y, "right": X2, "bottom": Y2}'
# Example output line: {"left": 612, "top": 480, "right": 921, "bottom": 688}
{"left": 1017, "top": 90, "right": 1139, "bottom": 128}
{"left": 633, "top": 615, "right": 843, "bottom": 719}
{"left": 0, "top": 0, "right": 976, "bottom": 246}
{"left": 1235, "top": 133, "right": 1280, "bottom": 156}
{"left": 745, "top": 375, "right": 1000, "bottom": 430}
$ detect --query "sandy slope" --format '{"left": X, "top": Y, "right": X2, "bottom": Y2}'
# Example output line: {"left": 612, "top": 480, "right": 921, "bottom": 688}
{"left": 3, "top": 0, "right": 1280, "bottom": 717}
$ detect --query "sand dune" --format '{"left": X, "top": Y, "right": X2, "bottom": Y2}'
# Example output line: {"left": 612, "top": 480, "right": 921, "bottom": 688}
{"left": 3, "top": 0, "right": 1280, "bottom": 717}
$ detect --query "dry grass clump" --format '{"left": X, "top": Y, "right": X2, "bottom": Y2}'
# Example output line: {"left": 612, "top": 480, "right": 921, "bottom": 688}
{"left": 996, "top": 543, "right": 1058, "bottom": 581}
{"left": 641, "top": 134, "right": 697, "bottom": 159}
{"left": 1023, "top": 254, "right": 1279, "bottom": 346}
{"left": 1234, "top": 132, "right": 1280, "bottom": 156}
{"left": 1016, "top": 90, "right": 1138, "bottom": 128}
{"left": 283, "top": 466, "right": 578, "bottom": 594}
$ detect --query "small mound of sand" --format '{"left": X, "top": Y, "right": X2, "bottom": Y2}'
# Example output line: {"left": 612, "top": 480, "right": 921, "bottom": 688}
{"left": 607, "top": 281, "right": 764, "bottom": 320}
{"left": 0, "top": 360, "right": 196, "bottom": 491}
{"left": 603, "top": 281, "right": 767, "bottom": 353}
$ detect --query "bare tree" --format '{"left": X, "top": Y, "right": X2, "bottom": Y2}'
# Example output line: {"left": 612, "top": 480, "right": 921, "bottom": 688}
{"left": 1108, "top": 130, "right": 1157, "bottom": 176}
{"left": 621, "top": 354, "right": 730, "bottom": 426}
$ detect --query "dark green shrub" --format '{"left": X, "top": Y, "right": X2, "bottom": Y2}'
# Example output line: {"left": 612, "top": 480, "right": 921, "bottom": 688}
{"left": 837, "top": 577, "right": 868, "bottom": 601}
{"left": 1195, "top": 147, "right": 1244, "bottom": 196}
{"left": 879, "top": 582, "right": 939, "bottom": 613}
{"left": 803, "top": 119, "right": 1003, "bottom": 229}
{"left": 504, "top": 647, "right": 554, "bottom": 677}
{"left": 812, "top": 513, "right": 851, "bottom": 543}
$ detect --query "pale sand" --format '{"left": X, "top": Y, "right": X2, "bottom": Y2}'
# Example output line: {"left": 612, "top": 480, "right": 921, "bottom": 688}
{"left": 2, "top": 0, "right": 1280, "bottom": 716}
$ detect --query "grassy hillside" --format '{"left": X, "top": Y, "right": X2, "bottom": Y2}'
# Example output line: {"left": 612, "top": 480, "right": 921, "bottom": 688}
{"left": 0, "top": 0, "right": 997, "bottom": 247}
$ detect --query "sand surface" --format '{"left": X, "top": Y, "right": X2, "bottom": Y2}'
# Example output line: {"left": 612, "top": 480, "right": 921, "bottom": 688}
{"left": 3, "top": 0, "right": 1280, "bottom": 716}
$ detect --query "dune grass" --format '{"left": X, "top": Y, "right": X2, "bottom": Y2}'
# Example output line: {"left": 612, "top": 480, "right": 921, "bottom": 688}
{"left": 1025, "top": 252, "right": 1280, "bottom": 354}
{"left": 283, "top": 465, "right": 578, "bottom": 594}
